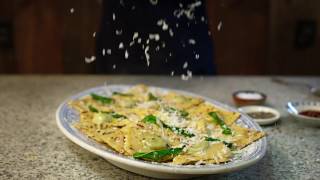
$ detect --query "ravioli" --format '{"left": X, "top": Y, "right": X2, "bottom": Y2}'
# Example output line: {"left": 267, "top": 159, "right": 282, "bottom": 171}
{"left": 173, "top": 142, "right": 232, "bottom": 165}
{"left": 70, "top": 84, "right": 265, "bottom": 165}
{"left": 162, "top": 92, "right": 204, "bottom": 109}
{"left": 100, "top": 130, "right": 126, "bottom": 153}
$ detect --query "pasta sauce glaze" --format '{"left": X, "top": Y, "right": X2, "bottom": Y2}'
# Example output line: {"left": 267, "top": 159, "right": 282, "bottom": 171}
{"left": 299, "top": 110, "right": 320, "bottom": 118}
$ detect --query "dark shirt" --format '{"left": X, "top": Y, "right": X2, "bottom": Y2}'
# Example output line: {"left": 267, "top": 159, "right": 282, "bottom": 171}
{"left": 96, "top": 0, "right": 215, "bottom": 75}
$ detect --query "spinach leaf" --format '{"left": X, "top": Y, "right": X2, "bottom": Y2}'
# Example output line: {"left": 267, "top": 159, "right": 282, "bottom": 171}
{"left": 204, "top": 137, "right": 220, "bottom": 142}
{"left": 143, "top": 115, "right": 157, "bottom": 124}
{"left": 91, "top": 93, "right": 113, "bottom": 104}
{"left": 164, "top": 107, "right": 176, "bottom": 113}
{"left": 221, "top": 125, "right": 232, "bottom": 135}
{"left": 133, "top": 147, "right": 183, "bottom": 162}
{"left": 162, "top": 122, "right": 195, "bottom": 137}
{"left": 88, "top": 105, "right": 126, "bottom": 119}
{"left": 148, "top": 93, "right": 158, "bottom": 101}
{"left": 109, "top": 113, "right": 127, "bottom": 119}
{"left": 164, "top": 107, "right": 189, "bottom": 118}
{"left": 112, "top": 92, "right": 133, "bottom": 97}
{"left": 179, "top": 110, "right": 189, "bottom": 118}
{"left": 101, "top": 111, "right": 126, "bottom": 119}
{"left": 208, "top": 112, "right": 232, "bottom": 135}
{"left": 88, "top": 105, "right": 99, "bottom": 113}
{"left": 142, "top": 114, "right": 194, "bottom": 138}
{"left": 205, "top": 137, "right": 234, "bottom": 148}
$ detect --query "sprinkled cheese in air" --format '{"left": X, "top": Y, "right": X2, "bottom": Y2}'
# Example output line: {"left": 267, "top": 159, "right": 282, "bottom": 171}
{"left": 85, "top": 56, "right": 96, "bottom": 64}
{"left": 124, "top": 50, "right": 129, "bottom": 59}
{"left": 119, "top": 42, "right": 124, "bottom": 49}
{"left": 188, "top": 39, "right": 196, "bottom": 45}
{"left": 144, "top": 46, "right": 150, "bottom": 66}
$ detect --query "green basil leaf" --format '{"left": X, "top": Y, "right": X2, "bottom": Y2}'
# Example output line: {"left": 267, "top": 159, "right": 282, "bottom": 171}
{"left": 89, "top": 106, "right": 126, "bottom": 119}
{"left": 142, "top": 114, "right": 194, "bottom": 137}
{"left": 112, "top": 92, "right": 133, "bottom": 97}
{"left": 162, "top": 122, "right": 195, "bottom": 138}
{"left": 91, "top": 93, "right": 113, "bottom": 104}
{"left": 164, "top": 107, "right": 176, "bottom": 113}
{"left": 111, "top": 113, "right": 127, "bottom": 119}
{"left": 164, "top": 107, "right": 189, "bottom": 118}
{"left": 222, "top": 126, "right": 232, "bottom": 135}
{"left": 101, "top": 111, "right": 126, "bottom": 119}
{"left": 205, "top": 137, "right": 220, "bottom": 142}
{"left": 205, "top": 137, "right": 233, "bottom": 149}
{"left": 148, "top": 93, "right": 158, "bottom": 101}
{"left": 133, "top": 147, "right": 183, "bottom": 162}
{"left": 88, "top": 105, "right": 99, "bottom": 113}
{"left": 143, "top": 115, "right": 157, "bottom": 124}
{"left": 222, "top": 141, "right": 233, "bottom": 149}
{"left": 208, "top": 112, "right": 232, "bottom": 135}
{"left": 180, "top": 110, "right": 189, "bottom": 118}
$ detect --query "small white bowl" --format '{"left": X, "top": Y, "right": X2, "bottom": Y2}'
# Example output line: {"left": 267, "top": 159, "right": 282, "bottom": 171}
{"left": 286, "top": 101, "right": 320, "bottom": 127}
{"left": 238, "top": 106, "right": 280, "bottom": 125}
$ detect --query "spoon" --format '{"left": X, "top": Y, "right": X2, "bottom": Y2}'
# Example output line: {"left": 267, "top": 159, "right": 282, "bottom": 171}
{"left": 271, "top": 78, "right": 320, "bottom": 97}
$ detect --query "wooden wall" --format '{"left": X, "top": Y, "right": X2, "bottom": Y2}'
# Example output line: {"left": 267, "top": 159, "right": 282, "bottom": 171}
{"left": 0, "top": 0, "right": 100, "bottom": 74}
{"left": 14, "top": 0, "right": 63, "bottom": 73}
{"left": 0, "top": 0, "right": 319, "bottom": 75}
{"left": 62, "top": 0, "right": 101, "bottom": 74}
{"left": 268, "top": 0, "right": 320, "bottom": 75}
{"left": 207, "top": 0, "right": 269, "bottom": 75}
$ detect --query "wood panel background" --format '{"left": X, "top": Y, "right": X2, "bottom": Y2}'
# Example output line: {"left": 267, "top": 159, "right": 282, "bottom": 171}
{"left": 268, "top": 0, "right": 320, "bottom": 75}
{"left": 62, "top": 0, "right": 101, "bottom": 74}
{"left": 14, "top": 0, "right": 63, "bottom": 73}
{"left": 0, "top": 0, "right": 319, "bottom": 75}
{"left": 206, "top": 0, "right": 269, "bottom": 75}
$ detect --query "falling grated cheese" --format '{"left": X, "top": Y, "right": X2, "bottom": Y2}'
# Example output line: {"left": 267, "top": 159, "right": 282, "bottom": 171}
{"left": 149, "top": 0, "right": 158, "bottom": 5}
{"left": 112, "top": 13, "right": 116, "bottom": 21}
{"left": 157, "top": 19, "right": 169, "bottom": 31}
{"left": 217, "top": 21, "right": 222, "bottom": 31}
{"left": 85, "top": 56, "right": 96, "bottom": 64}
{"left": 183, "top": 62, "right": 188, "bottom": 69}
{"left": 169, "top": 29, "right": 174, "bottom": 37}
{"left": 171, "top": 71, "right": 175, "bottom": 76}
{"left": 124, "top": 50, "right": 129, "bottom": 59}
{"left": 119, "top": 42, "right": 124, "bottom": 49}
{"left": 144, "top": 46, "right": 150, "bottom": 66}
{"left": 149, "top": 34, "right": 160, "bottom": 41}
{"left": 115, "top": 30, "right": 122, "bottom": 35}
{"left": 188, "top": 39, "right": 196, "bottom": 45}
{"left": 173, "top": 1, "right": 202, "bottom": 20}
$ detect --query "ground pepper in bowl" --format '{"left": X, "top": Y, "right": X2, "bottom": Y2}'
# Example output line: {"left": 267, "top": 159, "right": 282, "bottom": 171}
{"left": 247, "top": 111, "right": 276, "bottom": 119}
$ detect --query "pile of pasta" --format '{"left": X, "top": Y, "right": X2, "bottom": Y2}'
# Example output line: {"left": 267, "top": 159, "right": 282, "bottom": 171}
{"left": 70, "top": 85, "right": 265, "bottom": 165}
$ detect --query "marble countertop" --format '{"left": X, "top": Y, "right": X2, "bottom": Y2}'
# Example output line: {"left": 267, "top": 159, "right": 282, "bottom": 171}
{"left": 0, "top": 75, "right": 319, "bottom": 180}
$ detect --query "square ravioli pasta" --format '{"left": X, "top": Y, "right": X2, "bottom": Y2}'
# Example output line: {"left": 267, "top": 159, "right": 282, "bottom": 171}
{"left": 70, "top": 84, "right": 265, "bottom": 165}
